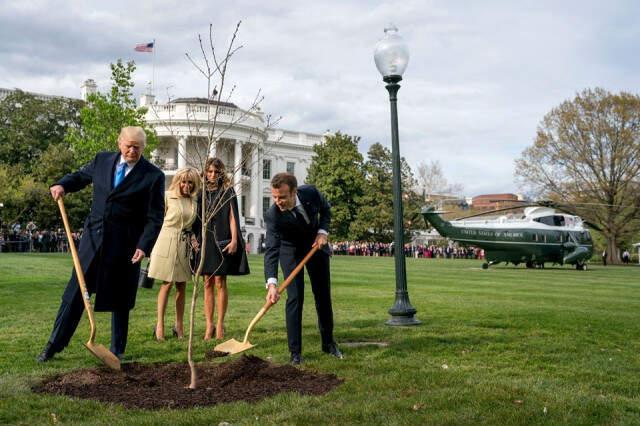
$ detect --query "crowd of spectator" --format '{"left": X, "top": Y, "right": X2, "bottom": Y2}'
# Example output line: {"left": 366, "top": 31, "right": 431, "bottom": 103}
{"left": 331, "top": 241, "right": 484, "bottom": 259}
{"left": 0, "top": 222, "right": 81, "bottom": 253}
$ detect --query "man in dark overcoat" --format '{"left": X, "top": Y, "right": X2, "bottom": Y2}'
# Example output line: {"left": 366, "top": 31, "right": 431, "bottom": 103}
{"left": 264, "top": 172, "right": 342, "bottom": 365}
{"left": 37, "top": 126, "right": 165, "bottom": 362}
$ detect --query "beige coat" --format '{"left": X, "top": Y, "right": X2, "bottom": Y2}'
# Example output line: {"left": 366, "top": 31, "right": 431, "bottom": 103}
{"left": 148, "top": 191, "right": 197, "bottom": 283}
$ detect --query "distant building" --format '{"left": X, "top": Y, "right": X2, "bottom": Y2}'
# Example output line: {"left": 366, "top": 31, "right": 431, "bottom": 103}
{"left": 0, "top": 86, "right": 67, "bottom": 102}
{"left": 471, "top": 193, "right": 522, "bottom": 209}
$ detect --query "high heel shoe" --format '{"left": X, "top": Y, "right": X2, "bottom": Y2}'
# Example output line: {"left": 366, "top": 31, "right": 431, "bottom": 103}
{"left": 172, "top": 326, "right": 184, "bottom": 340}
{"left": 215, "top": 326, "right": 225, "bottom": 340}
{"left": 152, "top": 328, "right": 165, "bottom": 341}
{"left": 203, "top": 326, "right": 215, "bottom": 341}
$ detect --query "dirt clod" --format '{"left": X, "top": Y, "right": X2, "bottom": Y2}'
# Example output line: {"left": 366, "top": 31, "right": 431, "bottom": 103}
{"left": 33, "top": 355, "right": 342, "bottom": 410}
{"left": 204, "top": 349, "right": 230, "bottom": 359}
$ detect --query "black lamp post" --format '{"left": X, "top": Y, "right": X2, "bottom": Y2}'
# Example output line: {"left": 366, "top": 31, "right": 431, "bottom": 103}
{"left": 374, "top": 24, "right": 420, "bottom": 326}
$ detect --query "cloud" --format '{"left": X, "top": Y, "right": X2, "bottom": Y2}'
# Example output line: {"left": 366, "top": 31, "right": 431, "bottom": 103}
{"left": 1, "top": 0, "right": 639, "bottom": 195}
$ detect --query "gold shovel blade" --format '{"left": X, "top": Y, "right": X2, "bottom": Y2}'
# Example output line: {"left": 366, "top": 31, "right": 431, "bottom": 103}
{"left": 85, "top": 342, "right": 121, "bottom": 370}
{"left": 214, "top": 338, "right": 256, "bottom": 355}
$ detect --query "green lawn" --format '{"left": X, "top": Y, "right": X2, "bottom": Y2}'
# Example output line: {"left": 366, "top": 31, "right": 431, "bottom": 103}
{"left": 0, "top": 253, "right": 638, "bottom": 425}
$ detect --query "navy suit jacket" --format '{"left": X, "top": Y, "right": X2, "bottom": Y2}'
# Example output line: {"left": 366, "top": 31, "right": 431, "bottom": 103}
{"left": 57, "top": 152, "right": 165, "bottom": 311}
{"left": 263, "top": 185, "right": 331, "bottom": 281}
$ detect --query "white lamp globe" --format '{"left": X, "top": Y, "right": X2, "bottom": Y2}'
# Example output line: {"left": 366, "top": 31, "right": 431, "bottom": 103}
{"left": 374, "top": 24, "right": 409, "bottom": 80}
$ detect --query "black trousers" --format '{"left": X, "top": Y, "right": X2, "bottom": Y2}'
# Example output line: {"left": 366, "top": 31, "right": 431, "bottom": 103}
{"left": 47, "top": 259, "right": 130, "bottom": 356}
{"left": 281, "top": 248, "right": 334, "bottom": 353}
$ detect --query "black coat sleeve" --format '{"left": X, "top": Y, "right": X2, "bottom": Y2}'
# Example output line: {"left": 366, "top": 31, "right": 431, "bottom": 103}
{"left": 192, "top": 191, "right": 203, "bottom": 239}
{"left": 227, "top": 188, "right": 244, "bottom": 248}
{"left": 55, "top": 155, "right": 97, "bottom": 193}
{"left": 263, "top": 207, "right": 281, "bottom": 281}
{"left": 137, "top": 170, "right": 165, "bottom": 255}
{"left": 316, "top": 187, "right": 331, "bottom": 232}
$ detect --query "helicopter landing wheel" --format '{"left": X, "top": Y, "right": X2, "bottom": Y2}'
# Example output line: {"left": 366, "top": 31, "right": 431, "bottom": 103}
{"left": 576, "top": 263, "right": 587, "bottom": 271}
{"left": 482, "top": 263, "right": 489, "bottom": 270}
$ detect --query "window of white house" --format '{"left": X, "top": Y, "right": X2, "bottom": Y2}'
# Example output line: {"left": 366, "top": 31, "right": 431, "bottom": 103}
{"left": 286, "top": 161, "right": 295, "bottom": 175}
{"left": 262, "top": 197, "right": 271, "bottom": 216}
{"left": 263, "top": 159, "right": 271, "bottom": 179}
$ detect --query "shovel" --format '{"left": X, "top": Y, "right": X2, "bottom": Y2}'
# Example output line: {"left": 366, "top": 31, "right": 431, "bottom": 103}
{"left": 57, "top": 198, "right": 121, "bottom": 370}
{"left": 214, "top": 245, "right": 319, "bottom": 355}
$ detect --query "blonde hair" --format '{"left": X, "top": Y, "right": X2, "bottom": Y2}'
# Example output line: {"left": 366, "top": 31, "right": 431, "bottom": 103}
{"left": 169, "top": 167, "right": 200, "bottom": 196}
{"left": 118, "top": 126, "right": 147, "bottom": 146}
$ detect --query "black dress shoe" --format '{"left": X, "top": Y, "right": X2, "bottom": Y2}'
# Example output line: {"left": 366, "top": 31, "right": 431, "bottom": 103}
{"left": 290, "top": 352, "right": 302, "bottom": 365}
{"left": 36, "top": 343, "right": 56, "bottom": 363}
{"left": 322, "top": 342, "right": 344, "bottom": 359}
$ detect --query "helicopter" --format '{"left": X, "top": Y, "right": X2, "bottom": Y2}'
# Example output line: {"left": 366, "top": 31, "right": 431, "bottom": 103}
{"left": 421, "top": 201, "right": 595, "bottom": 270}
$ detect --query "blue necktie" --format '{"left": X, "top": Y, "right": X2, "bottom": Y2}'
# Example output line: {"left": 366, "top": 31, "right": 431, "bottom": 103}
{"left": 114, "top": 163, "right": 126, "bottom": 188}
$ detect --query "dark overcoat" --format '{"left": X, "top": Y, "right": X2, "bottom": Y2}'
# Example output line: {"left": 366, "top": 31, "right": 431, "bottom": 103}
{"left": 192, "top": 186, "right": 250, "bottom": 276}
{"left": 263, "top": 185, "right": 331, "bottom": 281}
{"left": 57, "top": 152, "right": 165, "bottom": 312}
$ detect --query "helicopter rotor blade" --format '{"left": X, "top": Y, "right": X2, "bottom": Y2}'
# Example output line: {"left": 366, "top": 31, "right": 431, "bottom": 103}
{"left": 453, "top": 204, "right": 536, "bottom": 221}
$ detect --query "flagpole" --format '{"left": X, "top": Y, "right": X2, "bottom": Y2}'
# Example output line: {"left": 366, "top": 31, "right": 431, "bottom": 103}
{"left": 152, "top": 39, "right": 156, "bottom": 95}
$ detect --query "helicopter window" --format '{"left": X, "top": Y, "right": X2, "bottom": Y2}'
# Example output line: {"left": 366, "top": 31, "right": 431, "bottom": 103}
{"left": 553, "top": 215, "right": 565, "bottom": 226}
{"left": 534, "top": 216, "right": 555, "bottom": 226}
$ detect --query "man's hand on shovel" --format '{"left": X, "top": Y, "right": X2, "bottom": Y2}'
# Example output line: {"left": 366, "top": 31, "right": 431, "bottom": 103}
{"left": 265, "top": 240, "right": 324, "bottom": 305}
{"left": 50, "top": 185, "right": 65, "bottom": 201}
{"left": 217, "top": 245, "right": 320, "bottom": 356}
{"left": 266, "top": 284, "right": 280, "bottom": 304}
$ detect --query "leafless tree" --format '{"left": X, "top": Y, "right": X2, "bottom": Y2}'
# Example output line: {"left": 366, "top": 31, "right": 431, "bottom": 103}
{"left": 415, "top": 160, "right": 463, "bottom": 203}
{"left": 149, "top": 22, "right": 280, "bottom": 389}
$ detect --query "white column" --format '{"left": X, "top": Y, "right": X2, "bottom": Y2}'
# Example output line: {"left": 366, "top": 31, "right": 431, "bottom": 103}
{"left": 252, "top": 146, "right": 263, "bottom": 254}
{"left": 250, "top": 144, "right": 259, "bottom": 220}
{"left": 208, "top": 138, "right": 216, "bottom": 158}
{"left": 234, "top": 140, "right": 243, "bottom": 225}
{"left": 177, "top": 136, "right": 187, "bottom": 169}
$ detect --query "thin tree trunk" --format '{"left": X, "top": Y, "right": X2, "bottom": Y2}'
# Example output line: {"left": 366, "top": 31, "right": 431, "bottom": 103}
{"left": 187, "top": 276, "right": 199, "bottom": 389}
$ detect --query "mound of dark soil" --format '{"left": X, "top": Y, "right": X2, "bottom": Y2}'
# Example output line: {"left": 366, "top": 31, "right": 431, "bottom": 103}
{"left": 33, "top": 355, "right": 342, "bottom": 410}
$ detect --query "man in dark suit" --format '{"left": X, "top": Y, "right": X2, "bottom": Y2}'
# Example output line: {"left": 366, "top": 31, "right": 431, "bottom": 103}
{"left": 37, "top": 126, "right": 165, "bottom": 362}
{"left": 265, "top": 172, "right": 342, "bottom": 365}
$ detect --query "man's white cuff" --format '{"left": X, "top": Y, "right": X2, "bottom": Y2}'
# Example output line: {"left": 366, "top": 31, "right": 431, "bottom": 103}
{"left": 266, "top": 277, "right": 278, "bottom": 289}
{"left": 317, "top": 229, "right": 328, "bottom": 235}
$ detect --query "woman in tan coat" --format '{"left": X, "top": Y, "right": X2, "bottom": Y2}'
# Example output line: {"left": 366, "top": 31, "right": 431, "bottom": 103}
{"left": 148, "top": 167, "right": 200, "bottom": 341}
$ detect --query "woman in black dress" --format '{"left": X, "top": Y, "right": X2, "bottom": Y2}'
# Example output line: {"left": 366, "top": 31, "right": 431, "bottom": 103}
{"left": 193, "top": 158, "right": 249, "bottom": 340}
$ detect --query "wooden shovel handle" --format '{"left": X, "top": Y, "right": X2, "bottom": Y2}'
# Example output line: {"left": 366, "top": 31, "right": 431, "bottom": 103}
{"left": 241, "top": 245, "right": 320, "bottom": 343}
{"left": 277, "top": 245, "right": 319, "bottom": 295}
{"left": 57, "top": 198, "right": 97, "bottom": 343}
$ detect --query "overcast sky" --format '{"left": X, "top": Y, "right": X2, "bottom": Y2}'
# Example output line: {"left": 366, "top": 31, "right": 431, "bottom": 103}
{"left": 2, "top": 0, "right": 639, "bottom": 195}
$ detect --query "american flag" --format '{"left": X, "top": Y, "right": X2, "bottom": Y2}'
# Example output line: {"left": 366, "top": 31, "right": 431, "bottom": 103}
{"left": 134, "top": 41, "right": 154, "bottom": 53}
